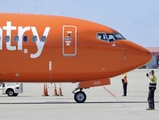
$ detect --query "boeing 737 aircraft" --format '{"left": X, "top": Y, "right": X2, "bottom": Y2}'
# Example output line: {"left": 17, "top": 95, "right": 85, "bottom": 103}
{"left": 0, "top": 13, "right": 151, "bottom": 103}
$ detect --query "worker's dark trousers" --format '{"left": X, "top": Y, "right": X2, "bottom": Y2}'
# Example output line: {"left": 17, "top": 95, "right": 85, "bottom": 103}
{"left": 148, "top": 88, "right": 155, "bottom": 109}
{"left": 122, "top": 82, "right": 127, "bottom": 96}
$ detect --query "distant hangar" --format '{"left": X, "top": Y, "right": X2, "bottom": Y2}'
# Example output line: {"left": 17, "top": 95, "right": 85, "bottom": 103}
{"left": 146, "top": 47, "right": 159, "bottom": 68}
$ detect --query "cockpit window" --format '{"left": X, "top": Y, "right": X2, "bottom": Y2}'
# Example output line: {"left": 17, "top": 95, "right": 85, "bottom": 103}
{"left": 114, "top": 33, "right": 125, "bottom": 40}
{"left": 97, "top": 33, "right": 125, "bottom": 42}
{"left": 107, "top": 34, "right": 116, "bottom": 42}
{"left": 97, "top": 33, "right": 107, "bottom": 41}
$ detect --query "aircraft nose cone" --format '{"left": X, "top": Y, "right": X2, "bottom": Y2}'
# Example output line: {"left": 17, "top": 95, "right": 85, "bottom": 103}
{"left": 123, "top": 41, "right": 152, "bottom": 69}
{"left": 139, "top": 47, "right": 152, "bottom": 64}
{"left": 128, "top": 42, "right": 152, "bottom": 68}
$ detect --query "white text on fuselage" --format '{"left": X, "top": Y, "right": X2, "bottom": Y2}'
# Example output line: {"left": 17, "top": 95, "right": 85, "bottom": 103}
{"left": 0, "top": 21, "right": 50, "bottom": 58}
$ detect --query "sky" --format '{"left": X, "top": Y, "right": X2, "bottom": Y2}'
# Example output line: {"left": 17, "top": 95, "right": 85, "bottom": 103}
{"left": 0, "top": 0, "right": 158, "bottom": 47}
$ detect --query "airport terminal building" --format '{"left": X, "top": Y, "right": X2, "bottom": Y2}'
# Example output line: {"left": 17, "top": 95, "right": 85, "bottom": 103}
{"left": 146, "top": 47, "right": 159, "bottom": 68}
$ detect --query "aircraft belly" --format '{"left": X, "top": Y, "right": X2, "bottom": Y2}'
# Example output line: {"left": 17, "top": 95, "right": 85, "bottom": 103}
{"left": 11, "top": 61, "right": 51, "bottom": 82}
{"left": 0, "top": 63, "right": 11, "bottom": 82}
{"left": 12, "top": 73, "right": 51, "bottom": 82}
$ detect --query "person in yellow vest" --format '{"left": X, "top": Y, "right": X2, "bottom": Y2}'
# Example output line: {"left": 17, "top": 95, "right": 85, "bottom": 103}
{"left": 146, "top": 70, "right": 157, "bottom": 110}
{"left": 121, "top": 73, "right": 128, "bottom": 96}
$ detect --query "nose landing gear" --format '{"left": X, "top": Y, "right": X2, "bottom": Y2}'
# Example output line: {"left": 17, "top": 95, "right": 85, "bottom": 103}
{"left": 72, "top": 88, "right": 86, "bottom": 103}
{"left": 72, "top": 78, "right": 110, "bottom": 103}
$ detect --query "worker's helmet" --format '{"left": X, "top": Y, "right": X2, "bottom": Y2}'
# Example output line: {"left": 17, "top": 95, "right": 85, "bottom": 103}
{"left": 150, "top": 70, "right": 154, "bottom": 75}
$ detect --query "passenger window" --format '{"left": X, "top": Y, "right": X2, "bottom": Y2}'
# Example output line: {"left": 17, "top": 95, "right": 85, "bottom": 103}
{"left": 14, "top": 36, "right": 19, "bottom": 42}
{"left": 23, "top": 36, "right": 28, "bottom": 42}
{"left": 5, "top": 36, "right": 10, "bottom": 42}
{"left": 32, "top": 36, "right": 37, "bottom": 42}
{"left": 97, "top": 33, "right": 107, "bottom": 41}
{"left": 41, "top": 36, "right": 46, "bottom": 42}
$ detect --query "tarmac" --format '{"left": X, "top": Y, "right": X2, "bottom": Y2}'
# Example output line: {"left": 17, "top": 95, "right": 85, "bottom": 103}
{"left": 0, "top": 69, "right": 159, "bottom": 120}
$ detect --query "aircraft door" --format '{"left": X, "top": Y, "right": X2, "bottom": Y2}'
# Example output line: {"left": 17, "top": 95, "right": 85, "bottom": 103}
{"left": 62, "top": 25, "right": 77, "bottom": 56}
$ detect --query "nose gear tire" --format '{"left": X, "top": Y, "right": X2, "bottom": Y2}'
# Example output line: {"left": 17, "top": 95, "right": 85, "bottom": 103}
{"left": 74, "top": 91, "right": 86, "bottom": 103}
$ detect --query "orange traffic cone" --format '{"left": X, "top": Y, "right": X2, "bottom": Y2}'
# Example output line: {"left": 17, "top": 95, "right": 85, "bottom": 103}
{"left": 45, "top": 84, "right": 49, "bottom": 96}
{"left": 42, "top": 84, "right": 49, "bottom": 96}
{"left": 58, "top": 84, "right": 63, "bottom": 96}
{"left": 53, "top": 83, "right": 58, "bottom": 96}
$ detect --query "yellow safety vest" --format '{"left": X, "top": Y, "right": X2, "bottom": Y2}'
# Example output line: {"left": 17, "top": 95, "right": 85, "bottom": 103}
{"left": 150, "top": 75, "right": 157, "bottom": 83}
{"left": 154, "top": 75, "right": 157, "bottom": 83}
{"left": 149, "top": 75, "right": 157, "bottom": 88}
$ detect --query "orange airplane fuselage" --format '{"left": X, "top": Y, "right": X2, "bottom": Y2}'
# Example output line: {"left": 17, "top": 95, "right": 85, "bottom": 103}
{"left": 0, "top": 13, "right": 151, "bottom": 83}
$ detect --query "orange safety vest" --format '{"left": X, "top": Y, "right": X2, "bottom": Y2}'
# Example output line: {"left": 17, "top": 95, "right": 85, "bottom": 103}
{"left": 122, "top": 74, "right": 127, "bottom": 83}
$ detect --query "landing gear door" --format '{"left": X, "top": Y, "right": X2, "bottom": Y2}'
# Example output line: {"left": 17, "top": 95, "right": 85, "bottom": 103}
{"left": 62, "top": 25, "right": 77, "bottom": 56}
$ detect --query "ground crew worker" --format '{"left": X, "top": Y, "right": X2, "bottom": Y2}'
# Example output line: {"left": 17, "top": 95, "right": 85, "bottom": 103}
{"left": 146, "top": 70, "right": 157, "bottom": 110}
{"left": 121, "top": 73, "right": 128, "bottom": 96}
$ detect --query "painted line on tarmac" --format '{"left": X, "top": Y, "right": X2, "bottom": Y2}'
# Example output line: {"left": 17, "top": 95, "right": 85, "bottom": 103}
{"left": 103, "top": 86, "right": 116, "bottom": 97}
{"left": 0, "top": 101, "right": 157, "bottom": 104}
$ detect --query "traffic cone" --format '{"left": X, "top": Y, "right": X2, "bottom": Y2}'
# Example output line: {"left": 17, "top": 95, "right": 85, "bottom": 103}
{"left": 58, "top": 84, "right": 63, "bottom": 96}
{"left": 53, "top": 83, "right": 58, "bottom": 96}
{"left": 42, "top": 84, "right": 49, "bottom": 96}
{"left": 45, "top": 84, "right": 49, "bottom": 96}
